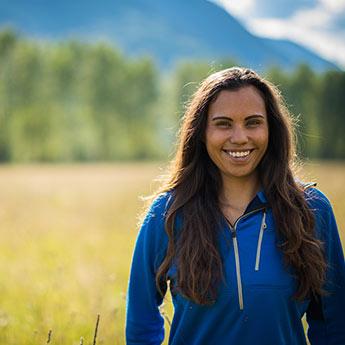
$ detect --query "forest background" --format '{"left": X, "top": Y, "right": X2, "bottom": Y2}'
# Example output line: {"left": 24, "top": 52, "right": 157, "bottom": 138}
{"left": 0, "top": 28, "right": 344, "bottom": 163}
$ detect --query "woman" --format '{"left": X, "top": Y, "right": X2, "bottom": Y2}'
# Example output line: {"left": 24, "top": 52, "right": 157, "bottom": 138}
{"left": 125, "top": 67, "right": 345, "bottom": 344}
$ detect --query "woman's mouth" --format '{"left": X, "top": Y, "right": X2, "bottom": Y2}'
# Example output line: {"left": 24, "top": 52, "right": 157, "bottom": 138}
{"left": 222, "top": 149, "right": 254, "bottom": 160}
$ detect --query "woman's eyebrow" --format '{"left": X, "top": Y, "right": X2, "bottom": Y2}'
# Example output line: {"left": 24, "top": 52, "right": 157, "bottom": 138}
{"left": 211, "top": 115, "right": 232, "bottom": 121}
{"left": 211, "top": 114, "right": 265, "bottom": 121}
{"left": 245, "top": 114, "right": 265, "bottom": 120}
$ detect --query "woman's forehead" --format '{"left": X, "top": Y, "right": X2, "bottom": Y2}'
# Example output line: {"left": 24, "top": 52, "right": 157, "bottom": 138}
{"left": 208, "top": 86, "right": 267, "bottom": 119}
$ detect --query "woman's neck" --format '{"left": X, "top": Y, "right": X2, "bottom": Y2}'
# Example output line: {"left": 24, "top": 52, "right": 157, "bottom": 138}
{"left": 219, "top": 174, "right": 261, "bottom": 212}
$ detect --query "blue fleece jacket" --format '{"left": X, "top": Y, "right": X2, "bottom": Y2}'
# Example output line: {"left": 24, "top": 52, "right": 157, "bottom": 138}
{"left": 125, "top": 188, "right": 345, "bottom": 345}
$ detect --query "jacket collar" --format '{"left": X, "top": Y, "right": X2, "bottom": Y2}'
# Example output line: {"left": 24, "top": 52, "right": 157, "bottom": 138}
{"left": 244, "top": 189, "right": 269, "bottom": 214}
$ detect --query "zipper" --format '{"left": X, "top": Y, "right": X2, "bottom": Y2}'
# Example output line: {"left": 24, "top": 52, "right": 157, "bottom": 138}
{"left": 255, "top": 211, "right": 267, "bottom": 271}
{"left": 230, "top": 229, "right": 244, "bottom": 310}
{"left": 225, "top": 207, "right": 266, "bottom": 311}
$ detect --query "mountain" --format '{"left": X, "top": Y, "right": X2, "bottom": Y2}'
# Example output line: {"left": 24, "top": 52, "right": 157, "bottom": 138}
{"left": 0, "top": 0, "right": 339, "bottom": 72}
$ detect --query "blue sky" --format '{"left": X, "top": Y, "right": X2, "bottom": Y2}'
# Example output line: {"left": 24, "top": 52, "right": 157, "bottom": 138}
{"left": 213, "top": 0, "right": 345, "bottom": 68}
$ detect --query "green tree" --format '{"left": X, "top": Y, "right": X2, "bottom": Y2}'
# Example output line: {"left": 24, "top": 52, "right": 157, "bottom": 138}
{"left": 173, "top": 61, "right": 213, "bottom": 120}
{"left": 288, "top": 64, "right": 320, "bottom": 158}
{"left": 0, "top": 28, "right": 18, "bottom": 161}
{"left": 317, "top": 71, "right": 345, "bottom": 159}
{"left": 82, "top": 43, "right": 127, "bottom": 159}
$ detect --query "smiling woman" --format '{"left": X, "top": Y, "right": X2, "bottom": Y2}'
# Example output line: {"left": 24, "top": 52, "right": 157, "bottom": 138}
{"left": 125, "top": 67, "right": 345, "bottom": 345}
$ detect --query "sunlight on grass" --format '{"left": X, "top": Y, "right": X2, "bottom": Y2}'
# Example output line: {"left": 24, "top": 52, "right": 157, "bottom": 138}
{"left": 0, "top": 162, "right": 343, "bottom": 344}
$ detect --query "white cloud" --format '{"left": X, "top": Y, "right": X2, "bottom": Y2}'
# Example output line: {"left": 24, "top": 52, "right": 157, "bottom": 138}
{"left": 319, "top": 0, "right": 345, "bottom": 12}
{"left": 215, "top": 0, "right": 345, "bottom": 68}
{"left": 292, "top": 5, "right": 331, "bottom": 28}
{"left": 247, "top": 17, "right": 345, "bottom": 67}
{"left": 211, "top": 0, "right": 256, "bottom": 17}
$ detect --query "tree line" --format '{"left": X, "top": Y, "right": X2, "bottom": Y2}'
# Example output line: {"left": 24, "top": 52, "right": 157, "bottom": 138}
{"left": 0, "top": 28, "right": 344, "bottom": 162}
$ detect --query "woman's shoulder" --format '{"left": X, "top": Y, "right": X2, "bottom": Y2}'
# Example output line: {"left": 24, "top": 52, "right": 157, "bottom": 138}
{"left": 147, "top": 190, "right": 174, "bottom": 214}
{"left": 303, "top": 185, "right": 333, "bottom": 214}
{"left": 136, "top": 191, "right": 174, "bottom": 248}
{"left": 302, "top": 186, "right": 339, "bottom": 240}
{"left": 141, "top": 190, "right": 174, "bottom": 226}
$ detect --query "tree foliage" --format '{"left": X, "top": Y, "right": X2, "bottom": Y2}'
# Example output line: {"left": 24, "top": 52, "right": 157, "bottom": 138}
{"left": 0, "top": 29, "right": 343, "bottom": 162}
{"left": 0, "top": 30, "right": 160, "bottom": 161}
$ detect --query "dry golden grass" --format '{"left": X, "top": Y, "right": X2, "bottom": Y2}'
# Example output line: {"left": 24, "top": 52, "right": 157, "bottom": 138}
{"left": 0, "top": 163, "right": 165, "bottom": 344}
{"left": 0, "top": 162, "right": 343, "bottom": 344}
{"left": 301, "top": 161, "right": 345, "bottom": 244}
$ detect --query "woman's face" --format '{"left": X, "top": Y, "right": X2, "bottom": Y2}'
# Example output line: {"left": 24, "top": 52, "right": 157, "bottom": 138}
{"left": 205, "top": 86, "right": 269, "bottom": 184}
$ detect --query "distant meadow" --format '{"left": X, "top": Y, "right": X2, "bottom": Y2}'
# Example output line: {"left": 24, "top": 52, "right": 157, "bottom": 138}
{"left": 0, "top": 28, "right": 344, "bottom": 344}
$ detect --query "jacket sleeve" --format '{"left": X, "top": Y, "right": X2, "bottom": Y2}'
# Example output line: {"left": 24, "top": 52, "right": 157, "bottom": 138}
{"left": 125, "top": 193, "right": 171, "bottom": 345}
{"left": 306, "top": 189, "right": 345, "bottom": 345}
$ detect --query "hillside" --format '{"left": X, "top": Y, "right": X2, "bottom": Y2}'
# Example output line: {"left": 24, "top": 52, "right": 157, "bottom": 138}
{"left": 0, "top": 0, "right": 338, "bottom": 71}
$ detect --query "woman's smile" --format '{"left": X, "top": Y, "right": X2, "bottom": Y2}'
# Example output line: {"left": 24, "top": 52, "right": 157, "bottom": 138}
{"left": 222, "top": 149, "right": 254, "bottom": 160}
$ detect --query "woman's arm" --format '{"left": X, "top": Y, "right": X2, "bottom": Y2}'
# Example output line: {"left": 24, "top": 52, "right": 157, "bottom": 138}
{"left": 125, "top": 193, "right": 171, "bottom": 345}
{"left": 306, "top": 189, "right": 345, "bottom": 344}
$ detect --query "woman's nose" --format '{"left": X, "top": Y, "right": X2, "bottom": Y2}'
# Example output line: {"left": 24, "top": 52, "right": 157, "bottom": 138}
{"left": 230, "top": 126, "right": 248, "bottom": 145}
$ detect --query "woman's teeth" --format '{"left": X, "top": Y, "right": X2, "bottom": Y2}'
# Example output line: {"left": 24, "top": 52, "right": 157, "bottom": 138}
{"left": 227, "top": 150, "right": 251, "bottom": 158}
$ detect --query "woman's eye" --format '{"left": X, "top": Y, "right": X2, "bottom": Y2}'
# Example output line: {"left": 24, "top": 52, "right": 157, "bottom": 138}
{"left": 246, "top": 119, "right": 261, "bottom": 127}
{"left": 215, "top": 121, "right": 231, "bottom": 128}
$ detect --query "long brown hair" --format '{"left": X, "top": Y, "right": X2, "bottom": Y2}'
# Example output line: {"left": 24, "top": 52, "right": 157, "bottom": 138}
{"left": 155, "top": 67, "right": 326, "bottom": 305}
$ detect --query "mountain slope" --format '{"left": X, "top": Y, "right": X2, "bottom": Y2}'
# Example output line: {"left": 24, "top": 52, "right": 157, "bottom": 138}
{"left": 0, "top": 0, "right": 338, "bottom": 71}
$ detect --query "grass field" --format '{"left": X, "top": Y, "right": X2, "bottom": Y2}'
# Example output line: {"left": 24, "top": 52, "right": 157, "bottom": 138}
{"left": 0, "top": 162, "right": 343, "bottom": 344}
